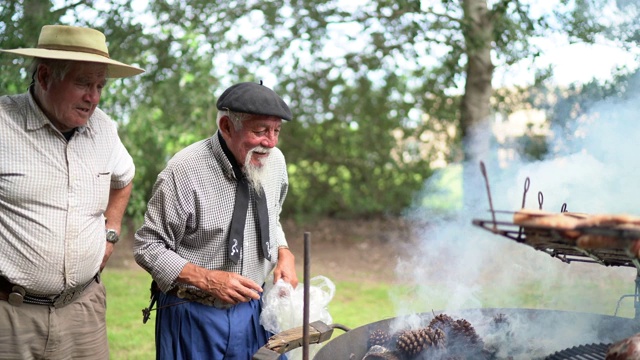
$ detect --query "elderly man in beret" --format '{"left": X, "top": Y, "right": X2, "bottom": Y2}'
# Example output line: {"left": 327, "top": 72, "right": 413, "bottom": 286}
{"left": 0, "top": 25, "right": 144, "bottom": 359}
{"left": 134, "top": 81, "right": 299, "bottom": 359}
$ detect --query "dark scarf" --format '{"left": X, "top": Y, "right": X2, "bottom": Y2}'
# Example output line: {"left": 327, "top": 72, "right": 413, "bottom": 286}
{"left": 218, "top": 132, "right": 271, "bottom": 264}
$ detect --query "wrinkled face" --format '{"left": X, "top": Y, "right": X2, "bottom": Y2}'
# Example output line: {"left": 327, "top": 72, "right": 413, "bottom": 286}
{"left": 36, "top": 61, "right": 107, "bottom": 132}
{"left": 224, "top": 115, "right": 282, "bottom": 168}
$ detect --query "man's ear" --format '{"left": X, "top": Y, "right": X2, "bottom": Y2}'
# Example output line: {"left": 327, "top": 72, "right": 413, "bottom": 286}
{"left": 219, "top": 115, "right": 233, "bottom": 137}
{"left": 35, "top": 64, "right": 52, "bottom": 90}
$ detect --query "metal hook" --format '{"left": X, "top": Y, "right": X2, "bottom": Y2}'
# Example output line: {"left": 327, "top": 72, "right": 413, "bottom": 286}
{"left": 516, "top": 177, "right": 531, "bottom": 243}
{"left": 538, "top": 191, "right": 544, "bottom": 210}
{"left": 479, "top": 161, "right": 497, "bottom": 232}
{"left": 521, "top": 177, "right": 530, "bottom": 209}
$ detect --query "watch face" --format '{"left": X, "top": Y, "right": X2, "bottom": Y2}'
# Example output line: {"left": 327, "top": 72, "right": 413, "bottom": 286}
{"left": 106, "top": 230, "right": 119, "bottom": 243}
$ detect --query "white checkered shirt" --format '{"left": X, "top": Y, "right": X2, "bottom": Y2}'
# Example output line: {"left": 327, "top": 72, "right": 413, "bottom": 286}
{"left": 133, "top": 132, "right": 289, "bottom": 292}
{"left": 0, "top": 91, "right": 135, "bottom": 295}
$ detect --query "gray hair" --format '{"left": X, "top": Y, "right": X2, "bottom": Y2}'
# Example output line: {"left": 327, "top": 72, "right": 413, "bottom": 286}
{"left": 29, "top": 58, "right": 110, "bottom": 88}
{"left": 216, "top": 109, "right": 252, "bottom": 130}
{"left": 29, "top": 58, "right": 74, "bottom": 85}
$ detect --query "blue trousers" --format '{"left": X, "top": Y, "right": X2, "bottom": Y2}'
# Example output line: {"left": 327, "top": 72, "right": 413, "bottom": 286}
{"left": 155, "top": 292, "right": 272, "bottom": 360}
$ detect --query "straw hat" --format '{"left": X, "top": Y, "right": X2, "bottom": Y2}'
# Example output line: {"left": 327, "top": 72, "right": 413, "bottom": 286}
{"left": 0, "top": 25, "right": 144, "bottom": 78}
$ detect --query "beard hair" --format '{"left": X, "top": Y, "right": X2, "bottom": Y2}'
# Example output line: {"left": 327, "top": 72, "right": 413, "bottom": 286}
{"left": 243, "top": 146, "right": 271, "bottom": 193}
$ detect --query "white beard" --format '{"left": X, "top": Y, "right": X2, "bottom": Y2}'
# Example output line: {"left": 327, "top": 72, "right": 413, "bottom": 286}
{"left": 243, "top": 147, "right": 271, "bottom": 193}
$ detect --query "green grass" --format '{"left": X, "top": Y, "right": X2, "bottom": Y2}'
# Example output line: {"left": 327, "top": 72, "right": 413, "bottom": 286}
{"left": 103, "top": 268, "right": 411, "bottom": 359}
{"left": 103, "top": 268, "right": 155, "bottom": 360}
{"left": 103, "top": 267, "right": 639, "bottom": 359}
{"left": 329, "top": 281, "right": 400, "bottom": 329}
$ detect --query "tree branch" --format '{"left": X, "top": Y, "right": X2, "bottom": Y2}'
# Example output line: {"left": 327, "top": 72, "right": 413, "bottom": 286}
{"left": 51, "top": 0, "right": 91, "bottom": 18}
{"left": 423, "top": 7, "right": 463, "bottom": 24}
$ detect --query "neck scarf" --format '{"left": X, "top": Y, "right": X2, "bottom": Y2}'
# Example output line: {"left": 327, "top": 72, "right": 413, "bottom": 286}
{"left": 219, "top": 132, "right": 271, "bottom": 264}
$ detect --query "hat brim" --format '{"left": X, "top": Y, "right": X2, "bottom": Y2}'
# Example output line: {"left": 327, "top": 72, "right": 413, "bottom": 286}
{"left": 0, "top": 48, "right": 144, "bottom": 78}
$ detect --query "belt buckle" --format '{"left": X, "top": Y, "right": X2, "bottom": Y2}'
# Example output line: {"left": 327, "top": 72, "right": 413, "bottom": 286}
{"left": 53, "top": 286, "right": 81, "bottom": 308}
{"left": 175, "top": 287, "right": 232, "bottom": 309}
{"left": 8, "top": 286, "right": 26, "bottom": 306}
{"left": 213, "top": 298, "right": 233, "bottom": 310}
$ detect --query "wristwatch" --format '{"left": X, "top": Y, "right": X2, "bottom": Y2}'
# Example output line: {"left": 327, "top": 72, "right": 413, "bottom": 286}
{"left": 105, "top": 229, "right": 120, "bottom": 244}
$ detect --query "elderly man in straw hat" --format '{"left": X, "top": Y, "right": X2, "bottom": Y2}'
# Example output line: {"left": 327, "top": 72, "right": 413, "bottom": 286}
{"left": 0, "top": 24, "right": 144, "bottom": 359}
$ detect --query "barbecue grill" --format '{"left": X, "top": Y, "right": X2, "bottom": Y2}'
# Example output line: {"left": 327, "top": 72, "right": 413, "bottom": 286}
{"left": 312, "top": 308, "right": 640, "bottom": 359}
{"left": 256, "top": 307, "right": 640, "bottom": 359}
{"left": 255, "top": 162, "right": 640, "bottom": 359}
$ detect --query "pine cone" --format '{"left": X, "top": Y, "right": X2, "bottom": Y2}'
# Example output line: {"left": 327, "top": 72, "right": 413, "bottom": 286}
{"left": 491, "top": 313, "right": 509, "bottom": 327}
{"left": 488, "top": 312, "right": 514, "bottom": 341}
{"left": 395, "top": 327, "right": 445, "bottom": 358}
{"left": 395, "top": 329, "right": 427, "bottom": 358}
{"left": 450, "top": 319, "right": 483, "bottom": 347}
{"left": 428, "top": 327, "right": 447, "bottom": 349}
{"left": 369, "top": 328, "right": 392, "bottom": 348}
{"left": 429, "top": 313, "right": 455, "bottom": 333}
{"left": 443, "top": 318, "right": 485, "bottom": 358}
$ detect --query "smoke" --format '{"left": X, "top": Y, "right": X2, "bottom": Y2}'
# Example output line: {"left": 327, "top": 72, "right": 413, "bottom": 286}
{"left": 390, "top": 77, "right": 640, "bottom": 355}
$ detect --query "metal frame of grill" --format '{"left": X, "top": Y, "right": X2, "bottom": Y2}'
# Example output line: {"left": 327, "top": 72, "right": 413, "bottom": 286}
{"left": 472, "top": 161, "right": 640, "bottom": 322}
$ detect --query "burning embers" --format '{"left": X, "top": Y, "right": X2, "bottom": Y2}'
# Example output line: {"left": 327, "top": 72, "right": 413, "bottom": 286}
{"left": 362, "top": 313, "right": 503, "bottom": 360}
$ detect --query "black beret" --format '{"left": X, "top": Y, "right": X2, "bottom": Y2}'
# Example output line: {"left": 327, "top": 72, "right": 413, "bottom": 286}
{"left": 216, "top": 81, "right": 292, "bottom": 121}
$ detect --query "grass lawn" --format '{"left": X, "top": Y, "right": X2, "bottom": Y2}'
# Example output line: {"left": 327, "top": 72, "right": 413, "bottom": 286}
{"left": 104, "top": 268, "right": 156, "bottom": 359}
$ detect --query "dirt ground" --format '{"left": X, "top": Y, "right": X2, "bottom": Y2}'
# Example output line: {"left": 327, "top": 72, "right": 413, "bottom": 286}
{"left": 280, "top": 217, "right": 414, "bottom": 283}
{"left": 111, "top": 217, "right": 412, "bottom": 284}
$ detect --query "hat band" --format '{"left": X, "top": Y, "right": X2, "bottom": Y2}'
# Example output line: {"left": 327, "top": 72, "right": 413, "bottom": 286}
{"left": 38, "top": 44, "right": 110, "bottom": 59}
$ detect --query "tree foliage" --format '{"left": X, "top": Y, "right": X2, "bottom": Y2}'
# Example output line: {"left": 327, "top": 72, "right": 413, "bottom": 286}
{"left": 527, "top": 66, "right": 640, "bottom": 159}
{"left": 1, "top": 0, "right": 637, "bottom": 223}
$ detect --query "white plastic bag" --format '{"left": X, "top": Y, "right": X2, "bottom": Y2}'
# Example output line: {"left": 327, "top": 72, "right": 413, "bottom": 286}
{"left": 260, "top": 276, "right": 335, "bottom": 360}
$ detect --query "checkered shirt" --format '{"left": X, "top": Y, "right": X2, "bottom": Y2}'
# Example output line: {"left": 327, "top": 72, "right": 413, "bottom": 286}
{"left": 133, "top": 132, "right": 289, "bottom": 292}
{"left": 0, "top": 91, "right": 135, "bottom": 295}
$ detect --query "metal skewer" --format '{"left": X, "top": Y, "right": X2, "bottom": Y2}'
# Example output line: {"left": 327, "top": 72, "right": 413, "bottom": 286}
{"left": 479, "top": 161, "right": 497, "bottom": 232}
{"left": 303, "top": 232, "right": 310, "bottom": 360}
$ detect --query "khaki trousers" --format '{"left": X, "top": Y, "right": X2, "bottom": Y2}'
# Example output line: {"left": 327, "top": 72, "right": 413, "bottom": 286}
{"left": 0, "top": 279, "right": 109, "bottom": 360}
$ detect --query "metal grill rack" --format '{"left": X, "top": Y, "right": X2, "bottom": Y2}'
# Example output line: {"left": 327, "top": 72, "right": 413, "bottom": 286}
{"left": 472, "top": 161, "right": 640, "bottom": 321}
{"left": 472, "top": 216, "right": 640, "bottom": 268}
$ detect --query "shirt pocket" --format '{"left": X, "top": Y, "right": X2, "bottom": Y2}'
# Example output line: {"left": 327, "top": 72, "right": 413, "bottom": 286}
{"left": 93, "top": 172, "right": 112, "bottom": 214}
{"left": 0, "top": 172, "right": 25, "bottom": 199}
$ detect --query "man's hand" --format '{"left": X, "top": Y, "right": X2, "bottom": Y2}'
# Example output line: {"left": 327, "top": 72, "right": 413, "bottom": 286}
{"left": 273, "top": 247, "right": 298, "bottom": 288}
{"left": 178, "top": 264, "right": 263, "bottom": 305}
{"left": 100, "top": 241, "right": 115, "bottom": 271}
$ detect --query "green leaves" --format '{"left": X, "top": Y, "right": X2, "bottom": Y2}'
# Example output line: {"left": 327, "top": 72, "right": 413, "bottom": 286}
{"left": 3, "top": 0, "right": 636, "bottom": 222}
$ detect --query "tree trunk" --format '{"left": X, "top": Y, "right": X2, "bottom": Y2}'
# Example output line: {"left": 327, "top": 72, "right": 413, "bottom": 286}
{"left": 23, "top": 0, "right": 53, "bottom": 44}
{"left": 460, "top": 0, "right": 495, "bottom": 210}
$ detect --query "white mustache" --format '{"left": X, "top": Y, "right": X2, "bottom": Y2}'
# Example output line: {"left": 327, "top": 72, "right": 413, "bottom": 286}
{"left": 250, "top": 146, "right": 271, "bottom": 155}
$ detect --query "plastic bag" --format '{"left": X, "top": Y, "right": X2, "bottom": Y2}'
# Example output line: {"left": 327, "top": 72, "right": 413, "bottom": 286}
{"left": 260, "top": 276, "right": 335, "bottom": 360}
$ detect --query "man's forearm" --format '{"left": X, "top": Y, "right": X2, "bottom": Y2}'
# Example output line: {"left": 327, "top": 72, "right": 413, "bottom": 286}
{"left": 104, "top": 181, "right": 133, "bottom": 233}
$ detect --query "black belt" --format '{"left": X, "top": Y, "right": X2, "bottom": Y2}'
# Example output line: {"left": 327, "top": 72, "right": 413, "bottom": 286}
{"left": 0, "top": 274, "right": 99, "bottom": 308}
